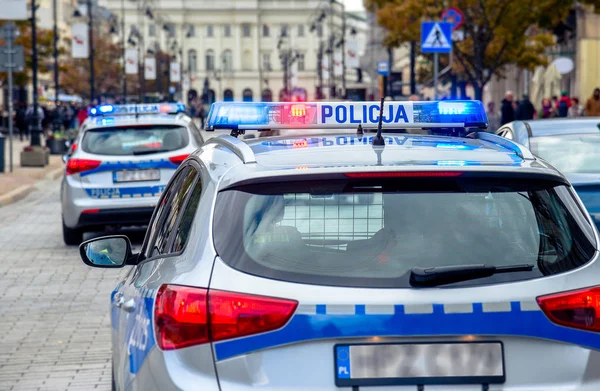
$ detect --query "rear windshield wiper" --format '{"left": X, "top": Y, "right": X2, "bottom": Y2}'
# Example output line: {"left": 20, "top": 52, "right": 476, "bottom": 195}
{"left": 409, "top": 264, "right": 534, "bottom": 287}
{"left": 132, "top": 149, "right": 170, "bottom": 155}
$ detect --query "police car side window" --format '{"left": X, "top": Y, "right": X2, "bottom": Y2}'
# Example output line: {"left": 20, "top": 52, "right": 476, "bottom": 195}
{"left": 142, "top": 168, "right": 188, "bottom": 260}
{"left": 171, "top": 175, "right": 202, "bottom": 253}
{"left": 150, "top": 167, "right": 198, "bottom": 257}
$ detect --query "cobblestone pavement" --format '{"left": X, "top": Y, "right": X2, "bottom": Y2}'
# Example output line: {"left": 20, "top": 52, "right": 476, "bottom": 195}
{"left": 0, "top": 178, "right": 135, "bottom": 391}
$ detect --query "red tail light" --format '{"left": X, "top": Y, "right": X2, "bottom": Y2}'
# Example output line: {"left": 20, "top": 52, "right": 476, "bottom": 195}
{"left": 81, "top": 209, "right": 100, "bottom": 214}
{"left": 169, "top": 154, "right": 190, "bottom": 165}
{"left": 537, "top": 286, "right": 600, "bottom": 332}
{"left": 345, "top": 171, "right": 463, "bottom": 178}
{"left": 154, "top": 285, "right": 298, "bottom": 351}
{"left": 66, "top": 158, "right": 102, "bottom": 175}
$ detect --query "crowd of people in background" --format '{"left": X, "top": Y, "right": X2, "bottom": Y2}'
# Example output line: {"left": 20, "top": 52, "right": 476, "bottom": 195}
{"left": 486, "top": 87, "right": 600, "bottom": 130}
{"left": 10, "top": 101, "right": 90, "bottom": 141}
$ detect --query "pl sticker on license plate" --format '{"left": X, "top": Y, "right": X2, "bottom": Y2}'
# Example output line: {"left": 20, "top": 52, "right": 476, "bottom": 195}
{"left": 335, "top": 342, "right": 505, "bottom": 387}
{"left": 113, "top": 169, "right": 160, "bottom": 183}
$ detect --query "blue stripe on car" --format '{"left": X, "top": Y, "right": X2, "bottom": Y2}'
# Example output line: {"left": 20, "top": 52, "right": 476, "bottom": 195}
{"left": 127, "top": 295, "right": 156, "bottom": 374}
{"left": 213, "top": 301, "right": 600, "bottom": 361}
{"left": 80, "top": 159, "right": 178, "bottom": 177}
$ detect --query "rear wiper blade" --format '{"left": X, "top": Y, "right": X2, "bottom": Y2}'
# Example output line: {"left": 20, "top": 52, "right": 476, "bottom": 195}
{"left": 409, "top": 264, "right": 534, "bottom": 287}
{"left": 132, "top": 149, "right": 169, "bottom": 155}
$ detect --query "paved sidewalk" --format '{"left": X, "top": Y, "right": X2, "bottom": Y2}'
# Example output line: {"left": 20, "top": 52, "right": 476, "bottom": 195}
{"left": 0, "top": 177, "right": 129, "bottom": 391}
{"left": 0, "top": 136, "right": 64, "bottom": 207}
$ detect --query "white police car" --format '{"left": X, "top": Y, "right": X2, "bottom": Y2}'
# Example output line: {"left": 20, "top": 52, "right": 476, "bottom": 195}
{"left": 80, "top": 100, "right": 600, "bottom": 390}
{"left": 61, "top": 103, "right": 204, "bottom": 245}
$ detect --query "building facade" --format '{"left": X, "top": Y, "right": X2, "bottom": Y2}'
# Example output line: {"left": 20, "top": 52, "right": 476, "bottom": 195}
{"left": 104, "top": 0, "right": 368, "bottom": 102}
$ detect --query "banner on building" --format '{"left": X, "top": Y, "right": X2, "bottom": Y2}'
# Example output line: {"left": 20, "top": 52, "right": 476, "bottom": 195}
{"left": 345, "top": 39, "right": 359, "bottom": 68}
{"left": 71, "top": 23, "right": 89, "bottom": 59}
{"left": 290, "top": 61, "right": 298, "bottom": 87}
{"left": 0, "top": 0, "right": 27, "bottom": 20}
{"left": 334, "top": 51, "right": 343, "bottom": 77}
{"left": 144, "top": 57, "right": 156, "bottom": 80}
{"left": 322, "top": 57, "right": 330, "bottom": 81}
{"left": 170, "top": 62, "right": 181, "bottom": 82}
{"left": 125, "top": 49, "right": 138, "bottom": 74}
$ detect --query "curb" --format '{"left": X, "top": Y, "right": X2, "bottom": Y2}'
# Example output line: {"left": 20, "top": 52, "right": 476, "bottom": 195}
{"left": 45, "top": 167, "right": 64, "bottom": 180}
{"left": 0, "top": 185, "right": 34, "bottom": 207}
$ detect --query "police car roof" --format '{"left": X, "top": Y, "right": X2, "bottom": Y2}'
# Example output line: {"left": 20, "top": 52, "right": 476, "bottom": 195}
{"left": 523, "top": 118, "right": 600, "bottom": 137}
{"left": 84, "top": 113, "right": 192, "bottom": 130}
{"left": 202, "top": 132, "right": 565, "bottom": 190}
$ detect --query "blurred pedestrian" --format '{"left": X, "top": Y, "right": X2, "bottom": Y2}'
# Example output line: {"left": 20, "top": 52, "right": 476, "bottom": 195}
{"left": 585, "top": 88, "right": 600, "bottom": 116}
{"left": 198, "top": 105, "right": 206, "bottom": 129}
{"left": 557, "top": 91, "right": 571, "bottom": 118}
{"left": 486, "top": 102, "right": 501, "bottom": 132}
{"left": 408, "top": 94, "right": 420, "bottom": 101}
{"left": 540, "top": 97, "right": 556, "bottom": 119}
{"left": 515, "top": 94, "right": 535, "bottom": 120}
{"left": 76, "top": 105, "right": 89, "bottom": 127}
{"left": 500, "top": 91, "right": 515, "bottom": 125}
{"left": 569, "top": 97, "right": 583, "bottom": 118}
{"left": 16, "top": 102, "right": 27, "bottom": 141}
{"left": 551, "top": 96, "right": 559, "bottom": 110}
{"left": 25, "top": 104, "right": 45, "bottom": 136}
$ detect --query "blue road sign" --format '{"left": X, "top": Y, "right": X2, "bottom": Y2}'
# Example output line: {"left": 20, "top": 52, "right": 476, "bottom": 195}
{"left": 377, "top": 61, "right": 389, "bottom": 76}
{"left": 421, "top": 22, "right": 453, "bottom": 53}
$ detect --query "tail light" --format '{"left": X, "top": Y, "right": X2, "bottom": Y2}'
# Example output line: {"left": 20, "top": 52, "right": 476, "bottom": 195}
{"left": 69, "top": 143, "right": 78, "bottom": 154}
{"left": 537, "top": 286, "right": 600, "bottom": 332}
{"left": 154, "top": 285, "right": 298, "bottom": 351}
{"left": 169, "top": 154, "right": 190, "bottom": 165}
{"left": 66, "top": 158, "right": 102, "bottom": 175}
{"left": 345, "top": 171, "right": 464, "bottom": 178}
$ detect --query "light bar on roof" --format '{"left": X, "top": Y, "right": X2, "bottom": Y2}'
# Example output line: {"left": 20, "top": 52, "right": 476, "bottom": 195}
{"left": 89, "top": 103, "right": 186, "bottom": 117}
{"left": 205, "top": 101, "right": 488, "bottom": 131}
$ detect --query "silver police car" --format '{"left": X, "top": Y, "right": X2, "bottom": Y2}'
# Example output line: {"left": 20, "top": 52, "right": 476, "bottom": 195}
{"left": 81, "top": 100, "right": 600, "bottom": 390}
{"left": 61, "top": 103, "right": 204, "bottom": 245}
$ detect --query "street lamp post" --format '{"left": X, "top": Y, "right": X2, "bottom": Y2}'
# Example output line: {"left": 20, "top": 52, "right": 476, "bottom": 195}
{"left": 52, "top": 0, "right": 59, "bottom": 132}
{"left": 122, "top": 0, "right": 127, "bottom": 102}
{"left": 88, "top": 0, "right": 95, "bottom": 103}
{"left": 30, "top": 0, "right": 42, "bottom": 148}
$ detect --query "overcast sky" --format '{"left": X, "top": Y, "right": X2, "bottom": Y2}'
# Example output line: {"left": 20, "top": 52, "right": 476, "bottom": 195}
{"left": 341, "top": 0, "right": 366, "bottom": 12}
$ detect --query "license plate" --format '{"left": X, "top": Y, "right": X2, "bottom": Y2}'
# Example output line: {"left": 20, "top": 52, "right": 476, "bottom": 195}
{"left": 335, "top": 342, "right": 505, "bottom": 387}
{"left": 113, "top": 169, "right": 160, "bottom": 183}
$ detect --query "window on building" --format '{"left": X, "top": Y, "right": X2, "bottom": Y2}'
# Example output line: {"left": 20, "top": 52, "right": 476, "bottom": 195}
{"left": 223, "top": 49, "right": 233, "bottom": 72}
{"left": 261, "top": 89, "right": 273, "bottom": 102}
{"left": 262, "top": 52, "right": 271, "bottom": 71}
{"left": 281, "top": 24, "right": 288, "bottom": 37}
{"left": 242, "top": 88, "right": 253, "bottom": 102}
{"left": 242, "top": 23, "right": 251, "bottom": 37}
{"left": 207, "top": 25, "right": 214, "bottom": 37}
{"left": 298, "top": 24, "right": 304, "bottom": 37}
{"left": 224, "top": 89, "right": 234, "bottom": 102}
{"left": 297, "top": 52, "right": 305, "bottom": 71}
{"left": 165, "top": 23, "right": 175, "bottom": 38}
{"left": 206, "top": 49, "right": 215, "bottom": 71}
{"left": 188, "top": 49, "right": 197, "bottom": 73}
{"left": 186, "top": 25, "right": 195, "bottom": 38}
{"left": 148, "top": 24, "right": 156, "bottom": 37}
{"left": 263, "top": 24, "right": 270, "bottom": 37}
{"left": 224, "top": 25, "right": 231, "bottom": 37}
{"left": 316, "top": 24, "right": 323, "bottom": 38}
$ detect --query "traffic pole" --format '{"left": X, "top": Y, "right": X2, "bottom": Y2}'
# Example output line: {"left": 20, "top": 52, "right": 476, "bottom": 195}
{"left": 433, "top": 52, "right": 438, "bottom": 100}
{"left": 7, "top": 26, "right": 15, "bottom": 172}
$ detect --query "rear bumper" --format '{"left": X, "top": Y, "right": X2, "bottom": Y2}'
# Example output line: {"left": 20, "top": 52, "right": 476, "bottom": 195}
{"left": 77, "top": 207, "right": 155, "bottom": 230}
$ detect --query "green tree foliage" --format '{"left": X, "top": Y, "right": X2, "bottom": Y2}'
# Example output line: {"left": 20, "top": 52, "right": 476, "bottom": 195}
{"left": 364, "top": 0, "right": 599, "bottom": 99}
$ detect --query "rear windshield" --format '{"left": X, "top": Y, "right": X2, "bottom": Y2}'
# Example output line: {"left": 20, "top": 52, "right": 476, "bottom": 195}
{"left": 213, "top": 176, "right": 597, "bottom": 288}
{"left": 530, "top": 134, "right": 600, "bottom": 174}
{"left": 82, "top": 125, "right": 189, "bottom": 156}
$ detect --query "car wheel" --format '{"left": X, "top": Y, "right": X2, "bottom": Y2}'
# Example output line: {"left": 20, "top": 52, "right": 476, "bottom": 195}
{"left": 62, "top": 220, "right": 83, "bottom": 246}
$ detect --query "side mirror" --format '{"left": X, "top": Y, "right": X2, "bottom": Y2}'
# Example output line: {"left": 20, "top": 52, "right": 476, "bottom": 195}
{"left": 79, "top": 235, "right": 137, "bottom": 268}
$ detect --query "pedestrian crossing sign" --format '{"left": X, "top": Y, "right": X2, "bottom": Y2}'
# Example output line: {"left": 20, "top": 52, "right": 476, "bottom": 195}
{"left": 421, "top": 22, "right": 453, "bottom": 53}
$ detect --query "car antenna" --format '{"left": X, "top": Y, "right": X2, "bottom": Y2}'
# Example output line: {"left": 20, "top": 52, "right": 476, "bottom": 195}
{"left": 356, "top": 123, "right": 363, "bottom": 137}
{"left": 372, "top": 97, "right": 385, "bottom": 146}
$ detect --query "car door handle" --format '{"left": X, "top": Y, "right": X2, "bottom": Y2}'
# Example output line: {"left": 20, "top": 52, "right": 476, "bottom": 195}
{"left": 121, "top": 299, "right": 136, "bottom": 313}
{"left": 113, "top": 292, "right": 124, "bottom": 308}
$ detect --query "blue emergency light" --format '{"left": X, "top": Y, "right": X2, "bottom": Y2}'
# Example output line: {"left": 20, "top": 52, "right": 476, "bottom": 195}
{"left": 205, "top": 100, "right": 488, "bottom": 131}
{"left": 89, "top": 103, "right": 186, "bottom": 117}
